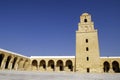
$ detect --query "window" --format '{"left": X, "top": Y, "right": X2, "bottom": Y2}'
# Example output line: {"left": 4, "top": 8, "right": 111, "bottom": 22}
{"left": 86, "top": 47, "right": 89, "bottom": 51}
{"left": 87, "top": 57, "right": 89, "bottom": 61}
{"left": 84, "top": 19, "right": 87, "bottom": 22}
{"left": 87, "top": 68, "right": 90, "bottom": 73}
{"left": 86, "top": 39, "right": 88, "bottom": 43}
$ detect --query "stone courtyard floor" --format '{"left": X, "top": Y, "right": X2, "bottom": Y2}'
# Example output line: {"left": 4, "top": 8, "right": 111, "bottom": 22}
{"left": 0, "top": 70, "right": 120, "bottom": 80}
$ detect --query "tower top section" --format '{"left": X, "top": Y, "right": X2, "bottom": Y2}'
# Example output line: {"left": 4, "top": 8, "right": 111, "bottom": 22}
{"left": 81, "top": 13, "right": 89, "bottom": 15}
{"left": 77, "top": 13, "right": 96, "bottom": 32}
{"left": 80, "top": 13, "right": 91, "bottom": 23}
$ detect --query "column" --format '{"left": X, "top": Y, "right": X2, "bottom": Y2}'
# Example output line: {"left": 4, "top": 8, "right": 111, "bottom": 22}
{"left": 109, "top": 62, "right": 114, "bottom": 73}
{"left": 8, "top": 58, "right": 14, "bottom": 70}
{"left": 14, "top": 58, "right": 20, "bottom": 70}
{"left": 1, "top": 57, "right": 7, "bottom": 70}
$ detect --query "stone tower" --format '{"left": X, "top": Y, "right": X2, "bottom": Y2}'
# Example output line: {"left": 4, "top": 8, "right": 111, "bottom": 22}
{"left": 75, "top": 13, "right": 100, "bottom": 73}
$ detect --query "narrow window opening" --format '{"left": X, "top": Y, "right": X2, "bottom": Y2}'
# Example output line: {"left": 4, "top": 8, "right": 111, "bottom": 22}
{"left": 87, "top": 68, "right": 90, "bottom": 73}
{"left": 84, "top": 19, "right": 87, "bottom": 22}
{"left": 86, "top": 47, "right": 89, "bottom": 51}
{"left": 87, "top": 57, "right": 89, "bottom": 61}
{"left": 86, "top": 39, "right": 88, "bottom": 43}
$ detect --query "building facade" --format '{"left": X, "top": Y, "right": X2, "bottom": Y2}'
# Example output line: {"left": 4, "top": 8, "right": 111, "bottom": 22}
{"left": 0, "top": 13, "right": 120, "bottom": 73}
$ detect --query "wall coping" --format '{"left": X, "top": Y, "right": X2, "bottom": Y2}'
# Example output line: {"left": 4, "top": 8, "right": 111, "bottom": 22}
{"left": 30, "top": 56, "right": 75, "bottom": 58}
{"left": 100, "top": 57, "right": 120, "bottom": 58}
{"left": 0, "top": 48, "right": 29, "bottom": 58}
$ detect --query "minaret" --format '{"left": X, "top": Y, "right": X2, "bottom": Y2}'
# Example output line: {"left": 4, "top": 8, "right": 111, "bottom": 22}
{"left": 75, "top": 13, "right": 100, "bottom": 73}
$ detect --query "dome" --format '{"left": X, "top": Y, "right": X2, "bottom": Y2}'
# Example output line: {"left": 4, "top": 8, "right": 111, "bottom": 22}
{"left": 82, "top": 13, "right": 89, "bottom": 16}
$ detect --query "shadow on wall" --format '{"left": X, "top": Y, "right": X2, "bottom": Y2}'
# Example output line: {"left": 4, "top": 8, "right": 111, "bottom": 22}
{"left": 103, "top": 61, "right": 120, "bottom": 73}
{"left": 31, "top": 59, "right": 73, "bottom": 72}
{"left": 0, "top": 53, "right": 30, "bottom": 70}
{"left": 112, "top": 61, "right": 120, "bottom": 73}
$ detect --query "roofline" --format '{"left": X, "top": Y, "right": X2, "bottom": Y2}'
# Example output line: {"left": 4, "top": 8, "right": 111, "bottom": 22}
{"left": 0, "top": 48, "right": 29, "bottom": 58}
{"left": 100, "top": 57, "right": 120, "bottom": 58}
{"left": 30, "top": 56, "right": 75, "bottom": 58}
{"left": 1, "top": 48, "right": 120, "bottom": 59}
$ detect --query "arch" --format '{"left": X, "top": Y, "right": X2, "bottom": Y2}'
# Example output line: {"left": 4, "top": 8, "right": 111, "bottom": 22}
{"left": 32, "top": 60, "right": 38, "bottom": 70}
{"left": 0, "top": 54, "right": 5, "bottom": 67}
{"left": 5, "top": 56, "right": 12, "bottom": 69}
{"left": 23, "top": 60, "right": 29, "bottom": 70}
{"left": 18, "top": 58, "right": 23, "bottom": 65}
{"left": 40, "top": 60, "right": 46, "bottom": 70}
{"left": 18, "top": 58, "right": 24, "bottom": 70}
{"left": 65, "top": 60, "right": 73, "bottom": 71}
{"left": 12, "top": 57, "right": 17, "bottom": 69}
{"left": 48, "top": 60, "right": 55, "bottom": 71}
{"left": 103, "top": 61, "right": 110, "bottom": 72}
{"left": 56, "top": 60, "right": 64, "bottom": 71}
{"left": 112, "top": 61, "right": 120, "bottom": 73}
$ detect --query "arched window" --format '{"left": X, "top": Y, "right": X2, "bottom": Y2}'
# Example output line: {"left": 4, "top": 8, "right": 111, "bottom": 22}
{"left": 103, "top": 61, "right": 110, "bottom": 72}
{"left": 84, "top": 19, "right": 87, "bottom": 22}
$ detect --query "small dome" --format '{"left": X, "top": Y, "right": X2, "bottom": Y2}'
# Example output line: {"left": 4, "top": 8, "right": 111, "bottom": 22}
{"left": 82, "top": 13, "right": 89, "bottom": 16}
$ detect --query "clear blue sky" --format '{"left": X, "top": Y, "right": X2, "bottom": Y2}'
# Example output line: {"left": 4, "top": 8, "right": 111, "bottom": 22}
{"left": 0, "top": 0, "right": 120, "bottom": 57}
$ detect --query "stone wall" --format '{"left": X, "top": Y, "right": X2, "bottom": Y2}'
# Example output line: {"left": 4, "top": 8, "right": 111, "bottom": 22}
{"left": 30, "top": 56, "right": 75, "bottom": 72}
{"left": 0, "top": 13, "right": 120, "bottom": 73}
{"left": 0, "top": 49, "right": 30, "bottom": 71}
{"left": 100, "top": 57, "right": 120, "bottom": 73}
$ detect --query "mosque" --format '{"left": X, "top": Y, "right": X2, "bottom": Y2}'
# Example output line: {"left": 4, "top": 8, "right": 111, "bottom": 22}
{"left": 0, "top": 13, "right": 120, "bottom": 73}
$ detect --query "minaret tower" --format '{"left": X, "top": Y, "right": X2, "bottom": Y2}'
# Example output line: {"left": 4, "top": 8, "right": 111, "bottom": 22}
{"left": 75, "top": 13, "right": 100, "bottom": 73}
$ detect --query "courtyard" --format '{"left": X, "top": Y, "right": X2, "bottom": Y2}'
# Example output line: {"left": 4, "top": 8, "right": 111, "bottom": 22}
{"left": 0, "top": 70, "right": 120, "bottom": 80}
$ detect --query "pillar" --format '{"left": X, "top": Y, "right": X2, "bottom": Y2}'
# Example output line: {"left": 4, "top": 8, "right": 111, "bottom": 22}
{"left": 8, "top": 58, "right": 14, "bottom": 70}
{"left": 1, "top": 57, "right": 7, "bottom": 70}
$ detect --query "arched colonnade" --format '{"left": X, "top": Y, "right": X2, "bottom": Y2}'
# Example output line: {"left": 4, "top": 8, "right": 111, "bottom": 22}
{"left": 0, "top": 53, "right": 30, "bottom": 70}
{"left": 31, "top": 59, "right": 74, "bottom": 72}
{"left": 103, "top": 61, "right": 120, "bottom": 73}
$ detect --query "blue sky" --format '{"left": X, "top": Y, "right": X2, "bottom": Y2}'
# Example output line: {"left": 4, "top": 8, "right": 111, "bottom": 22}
{"left": 0, "top": 0, "right": 120, "bottom": 57}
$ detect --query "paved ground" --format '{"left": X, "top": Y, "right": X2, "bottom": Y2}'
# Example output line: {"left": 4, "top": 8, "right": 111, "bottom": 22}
{"left": 0, "top": 70, "right": 120, "bottom": 80}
